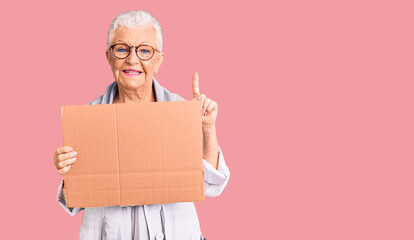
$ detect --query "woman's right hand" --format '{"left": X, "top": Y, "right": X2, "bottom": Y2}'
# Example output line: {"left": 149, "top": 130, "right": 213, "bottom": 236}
{"left": 54, "top": 146, "right": 77, "bottom": 175}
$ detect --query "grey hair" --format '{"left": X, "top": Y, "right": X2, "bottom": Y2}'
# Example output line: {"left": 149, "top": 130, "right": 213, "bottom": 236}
{"left": 107, "top": 10, "right": 163, "bottom": 51}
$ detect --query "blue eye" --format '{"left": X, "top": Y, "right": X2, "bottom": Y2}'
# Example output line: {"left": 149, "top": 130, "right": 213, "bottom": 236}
{"left": 140, "top": 49, "right": 150, "bottom": 54}
{"left": 117, "top": 48, "right": 128, "bottom": 52}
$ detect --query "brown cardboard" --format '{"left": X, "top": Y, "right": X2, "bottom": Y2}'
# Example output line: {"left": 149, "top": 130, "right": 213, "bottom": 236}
{"left": 61, "top": 101, "right": 204, "bottom": 208}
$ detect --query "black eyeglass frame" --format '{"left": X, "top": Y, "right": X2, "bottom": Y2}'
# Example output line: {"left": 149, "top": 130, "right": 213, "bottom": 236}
{"left": 110, "top": 43, "right": 161, "bottom": 61}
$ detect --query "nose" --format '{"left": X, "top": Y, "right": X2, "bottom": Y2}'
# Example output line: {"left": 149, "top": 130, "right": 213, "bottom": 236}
{"left": 125, "top": 48, "right": 140, "bottom": 65}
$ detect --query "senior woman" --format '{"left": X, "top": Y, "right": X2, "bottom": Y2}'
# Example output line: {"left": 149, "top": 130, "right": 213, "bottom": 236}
{"left": 53, "top": 11, "right": 230, "bottom": 240}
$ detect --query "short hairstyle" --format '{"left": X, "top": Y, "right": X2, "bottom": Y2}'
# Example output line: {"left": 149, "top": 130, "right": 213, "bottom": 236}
{"left": 107, "top": 11, "right": 163, "bottom": 51}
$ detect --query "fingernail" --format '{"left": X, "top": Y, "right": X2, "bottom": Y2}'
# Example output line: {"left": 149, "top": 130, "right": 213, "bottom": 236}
{"left": 69, "top": 147, "right": 73, "bottom": 151}
{"left": 67, "top": 165, "right": 71, "bottom": 168}
{"left": 73, "top": 152, "right": 77, "bottom": 156}
{"left": 73, "top": 157, "right": 77, "bottom": 161}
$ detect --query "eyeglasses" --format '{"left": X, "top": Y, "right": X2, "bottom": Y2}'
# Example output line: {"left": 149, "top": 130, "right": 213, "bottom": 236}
{"left": 110, "top": 43, "right": 161, "bottom": 61}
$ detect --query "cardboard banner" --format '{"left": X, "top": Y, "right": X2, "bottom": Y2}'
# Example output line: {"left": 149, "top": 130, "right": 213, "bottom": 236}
{"left": 61, "top": 101, "right": 204, "bottom": 208}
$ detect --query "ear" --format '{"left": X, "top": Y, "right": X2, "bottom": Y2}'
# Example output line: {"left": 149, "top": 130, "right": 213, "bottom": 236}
{"left": 106, "top": 50, "right": 111, "bottom": 65}
{"left": 154, "top": 52, "right": 164, "bottom": 74}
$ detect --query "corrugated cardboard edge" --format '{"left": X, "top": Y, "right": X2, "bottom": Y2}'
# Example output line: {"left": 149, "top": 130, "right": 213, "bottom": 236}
{"left": 61, "top": 106, "right": 68, "bottom": 205}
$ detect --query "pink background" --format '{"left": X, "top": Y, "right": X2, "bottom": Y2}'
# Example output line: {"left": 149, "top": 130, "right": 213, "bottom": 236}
{"left": 1, "top": 0, "right": 413, "bottom": 239}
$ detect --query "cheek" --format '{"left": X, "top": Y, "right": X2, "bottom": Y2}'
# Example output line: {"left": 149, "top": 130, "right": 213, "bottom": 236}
{"left": 141, "top": 61, "right": 155, "bottom": 75}
{"left": 111, "top": 60, "right": 124, "bottom": 74}
{"left": 109, "top": 60, "right": 122, "bottom": 79}
{"left": 112, "top": 60, "right": 123, "bottom": 71}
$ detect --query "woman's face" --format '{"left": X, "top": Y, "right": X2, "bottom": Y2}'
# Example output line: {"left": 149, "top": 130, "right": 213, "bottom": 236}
{"left": 106, "top": 26, "right": 164, "bottom": 91}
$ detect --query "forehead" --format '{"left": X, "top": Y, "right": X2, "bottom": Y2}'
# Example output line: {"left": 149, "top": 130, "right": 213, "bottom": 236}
{"left": 112, "top": 25, "right": 158, "bottom": 47}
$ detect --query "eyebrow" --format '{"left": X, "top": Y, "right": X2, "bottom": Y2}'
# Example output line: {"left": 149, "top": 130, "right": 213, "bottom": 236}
{"left": 114, "top": 40, "right": 127, "bottom": 44}
{"left": 114, "top": 40, "right": 155, "bottom": 46}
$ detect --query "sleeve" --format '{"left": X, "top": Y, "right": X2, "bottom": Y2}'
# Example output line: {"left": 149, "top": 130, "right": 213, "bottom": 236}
{"left": 57, "top": 180, "right": 84, "bottom": 216}
{"left": 203, "top": 146, "right": 230, "bottom": 197}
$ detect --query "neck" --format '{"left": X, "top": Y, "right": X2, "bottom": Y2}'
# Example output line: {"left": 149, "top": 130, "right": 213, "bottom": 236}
{"left": 113, "top": 82, "right": 156, "bottom": 103}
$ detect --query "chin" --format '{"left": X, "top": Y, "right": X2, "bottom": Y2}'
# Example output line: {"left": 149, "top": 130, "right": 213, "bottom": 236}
{"left": 119, "top": 76, "right": 147, "bottom": 89}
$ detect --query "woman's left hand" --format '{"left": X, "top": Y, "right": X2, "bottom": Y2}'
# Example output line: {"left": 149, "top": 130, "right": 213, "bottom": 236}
{"left": 192, "top": 72, "right": 220, "bottom": 168}
{"left": 192, "top": 72, "right": 218, "bottom": 126}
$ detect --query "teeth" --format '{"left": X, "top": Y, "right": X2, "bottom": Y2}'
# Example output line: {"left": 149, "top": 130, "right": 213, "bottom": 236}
{"left": 124, "top": 70, "right": 140, "bottom": 74}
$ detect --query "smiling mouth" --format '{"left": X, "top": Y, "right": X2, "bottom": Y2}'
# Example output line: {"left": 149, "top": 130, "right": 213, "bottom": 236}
{"left": 122, "top": 69, "right": 142, "bottom": 76}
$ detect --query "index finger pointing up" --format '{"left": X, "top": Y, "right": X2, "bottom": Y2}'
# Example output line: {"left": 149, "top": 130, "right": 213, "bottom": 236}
{"left": 192, "top": 72, "right": 200, "bottom": 99}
